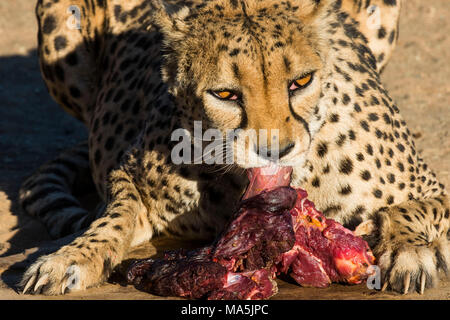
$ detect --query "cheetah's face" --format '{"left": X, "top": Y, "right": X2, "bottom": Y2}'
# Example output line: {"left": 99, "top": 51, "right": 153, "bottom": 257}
{"left": 156, "top": 0, "right": 330, "bottom": 168}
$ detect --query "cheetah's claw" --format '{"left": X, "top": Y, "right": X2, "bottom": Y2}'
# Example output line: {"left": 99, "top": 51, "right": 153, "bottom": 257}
{"left": 20, "top": 253, "right": 92, "bottom": 295}
{"left": 381, "top": 269, "right": 428, "bottom": 294}
{"left": 376, "top": 243, "right": 447, "bottom": 294}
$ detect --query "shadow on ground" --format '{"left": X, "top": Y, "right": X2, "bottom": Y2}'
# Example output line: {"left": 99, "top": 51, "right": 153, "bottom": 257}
{"left": 0, "top": 49, "right": 87, "bottom": 253}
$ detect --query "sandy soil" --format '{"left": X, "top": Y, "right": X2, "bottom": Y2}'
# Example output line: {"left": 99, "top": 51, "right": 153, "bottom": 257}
{"left": 0, "top": 0, "right": 449, "bottom": 300}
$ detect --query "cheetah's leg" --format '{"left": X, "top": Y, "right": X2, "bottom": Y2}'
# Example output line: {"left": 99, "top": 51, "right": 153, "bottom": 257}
{"left": 365, "top": 194, "right": 450, "bottom": 294}
{"left": 19, "top": 141, "right": 101, "bottom": 238}
{"left": 36, "top": 0, "right": 107, "bottom": 123}
{"left": 21, "top": 169, "right": 151, "bottom": 295}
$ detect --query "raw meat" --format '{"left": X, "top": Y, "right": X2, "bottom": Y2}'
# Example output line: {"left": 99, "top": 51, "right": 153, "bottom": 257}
{"left": 279, "top": 188, "right": 375, "bottom": 287}
{"left": 127, "top": 166, "right": 375, "bottom": 299}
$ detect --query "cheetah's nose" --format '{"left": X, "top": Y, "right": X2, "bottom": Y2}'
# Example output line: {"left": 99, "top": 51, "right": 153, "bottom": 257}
{"left": 256, "top": 142, "right": 295, "bottom": 160}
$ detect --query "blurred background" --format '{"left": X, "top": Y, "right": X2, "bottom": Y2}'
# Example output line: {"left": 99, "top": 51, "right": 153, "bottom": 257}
{"left": 0, "top": 0, "right": 448, "bottom": 299}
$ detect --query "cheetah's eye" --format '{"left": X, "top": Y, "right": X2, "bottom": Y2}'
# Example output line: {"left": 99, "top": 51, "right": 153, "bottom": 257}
{"left": 288, "top": 73, "right": 313, "bottom": 92}
{"left": 211, "top": 90, "right": 239, "bottom": 101}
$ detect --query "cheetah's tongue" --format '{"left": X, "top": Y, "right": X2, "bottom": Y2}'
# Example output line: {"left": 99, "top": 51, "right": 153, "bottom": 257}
{"left": 243, "top": 165, "right": 292, "bottom": 200}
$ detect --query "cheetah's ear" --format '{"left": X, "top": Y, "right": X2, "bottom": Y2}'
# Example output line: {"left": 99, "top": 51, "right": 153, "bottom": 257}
{"left": 149, "top": 1, "right": 191, "bottom": 93}
{"left": 149, "top": 0, "right": 190, "bottom": 40}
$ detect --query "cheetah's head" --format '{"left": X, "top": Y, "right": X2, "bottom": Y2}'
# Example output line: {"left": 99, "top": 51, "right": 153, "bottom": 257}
{"left": 153, "top": 0, "right": 333, "bottom": 168}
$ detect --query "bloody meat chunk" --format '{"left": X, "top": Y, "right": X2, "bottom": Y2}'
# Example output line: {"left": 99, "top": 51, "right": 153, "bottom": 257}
{"left": 127, "top": 247, "right": 227, "bottom": 299}
{"left": 212, "top": 186, "right": 297, "bottom": 272}
{"left": 127, "top": 166, "right": 375, "bottom": 299}
{"left": 207, "top": 269, "right": 277, "bottom": 300}
{"left": 127, "top": 187, "right": 296, "bottom": 300}
{"left": 279, "top": 188, "right": 375, "bottom": 287}
{"left": 242, "top": 165, "right": 292, "bottom": 199}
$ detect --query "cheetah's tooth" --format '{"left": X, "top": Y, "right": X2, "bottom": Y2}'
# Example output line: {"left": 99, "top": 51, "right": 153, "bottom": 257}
{"left": 22, "top": 275, "right": 37, "bottom": 294}
{"left": 420, "top": 272, "right": 426, "bottom": 295}
{"left": 34, "top": 274, "right": 49, "bottom": 293}
{"left": 403, "top": 273, "right": 410, "bottom": 295}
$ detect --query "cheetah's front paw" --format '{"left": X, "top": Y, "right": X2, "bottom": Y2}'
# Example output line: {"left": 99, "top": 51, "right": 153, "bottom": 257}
{"left": 368, "top": 200, "right": 450, "bottom": 294}
{"left": 20, "top": 252, "right": 102, "bottom": 295}
{"left": 377, "top": 243, "right": 440, "bottom": 294}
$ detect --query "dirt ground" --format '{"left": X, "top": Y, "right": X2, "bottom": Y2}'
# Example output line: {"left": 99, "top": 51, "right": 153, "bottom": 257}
{"left": 0, "top": 0, "right": 449, "bottom": 300}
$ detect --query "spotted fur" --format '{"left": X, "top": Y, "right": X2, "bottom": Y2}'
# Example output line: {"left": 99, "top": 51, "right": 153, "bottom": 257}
{"left": 20, "top": 0, "right": 449, "bottom": 295}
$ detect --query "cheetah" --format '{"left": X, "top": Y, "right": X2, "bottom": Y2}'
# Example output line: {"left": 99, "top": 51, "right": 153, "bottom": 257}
{"left": 19, "top": 0, "right": 449, "bottom": 296}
